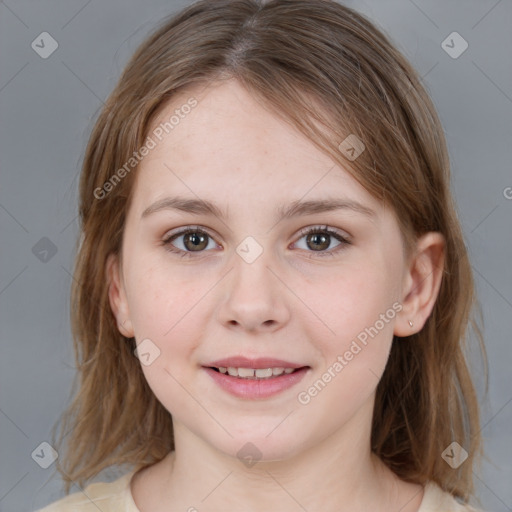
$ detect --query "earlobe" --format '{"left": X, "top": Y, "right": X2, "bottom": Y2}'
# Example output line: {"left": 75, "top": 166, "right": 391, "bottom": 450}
{"left": 106, "top": 253, "right": 134, "bottom": 338}
{"left": 394, "top": 232, "right": 445, "bottom": 337}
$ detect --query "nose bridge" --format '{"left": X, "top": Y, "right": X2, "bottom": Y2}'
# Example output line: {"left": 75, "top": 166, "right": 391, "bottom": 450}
{"left": 231, "top": 235, "right": 278, "bottom": 301}
{"left": 217, "top": 235, "right": 290, "bottom": 331}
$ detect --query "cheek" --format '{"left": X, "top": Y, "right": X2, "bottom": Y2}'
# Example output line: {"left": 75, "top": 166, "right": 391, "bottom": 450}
{"left": 127, "top": 260, "right": 217, "bottom": 370}
{"left": 296, "top": 266, "right": 397, "bottom": 422}
{"left": 129, "top": 270, "right": 176, "bottom": 337}
{"left": 299, "top": 257, "right": 400, "bottom": 412}
{"left": 127, "top": 264, "right": 205, "bottom": 414}
{"left": 309, "top": 260, "right": 397, "bottom": 345}
{"left": 128, "top": 259, "right": 194, "bottom": 333}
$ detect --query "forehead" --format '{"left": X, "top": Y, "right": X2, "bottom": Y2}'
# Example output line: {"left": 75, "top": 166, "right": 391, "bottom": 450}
{"left": 131, "top": 79, "right": 382, "bottom": 216}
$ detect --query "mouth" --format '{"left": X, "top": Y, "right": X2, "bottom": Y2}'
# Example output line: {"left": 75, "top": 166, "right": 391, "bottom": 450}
{"left": 202, "top": 358, "right": 310, "bottom": 399}
{"left": 207, "top": 366, "right": 304, "bottom": 379}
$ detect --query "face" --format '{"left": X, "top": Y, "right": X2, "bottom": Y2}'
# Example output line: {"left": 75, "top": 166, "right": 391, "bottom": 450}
{"left": 109, "top": 78, "right": 411, "bottom": 462}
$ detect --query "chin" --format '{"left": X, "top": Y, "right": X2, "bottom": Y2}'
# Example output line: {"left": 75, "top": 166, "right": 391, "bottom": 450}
{"left": 204, "top": 425, "right": 311, "bottom": 465}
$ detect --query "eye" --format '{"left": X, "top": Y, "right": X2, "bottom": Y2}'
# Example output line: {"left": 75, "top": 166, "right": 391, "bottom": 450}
{"left": 162, "top": 226, "right": 219, "bottom": 258}
{"left": 162, "top": 225, "right": 351, "bottom": 259}
{"left": 292, "top": 225, "right": 351, "bottom": 257}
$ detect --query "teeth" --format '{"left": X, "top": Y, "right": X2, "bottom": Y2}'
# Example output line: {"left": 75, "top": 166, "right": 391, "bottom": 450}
{"left": 238, "top": 367, "right": 256, "bottom": 378}
{"left": 255, "top": 368, "right": 273, "bottom": 378}
{"left": 217, "top": 367, "right": 298, "bottom": 379}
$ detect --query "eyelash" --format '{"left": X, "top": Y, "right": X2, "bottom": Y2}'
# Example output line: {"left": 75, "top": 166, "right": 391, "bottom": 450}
{"left": 162, "top": 225, "right": 351, "bottom": 259}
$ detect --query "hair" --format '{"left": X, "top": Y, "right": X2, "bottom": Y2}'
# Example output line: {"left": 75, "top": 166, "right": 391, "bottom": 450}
{"left": 50, "top": 0, "right": 487, "bottom": 502}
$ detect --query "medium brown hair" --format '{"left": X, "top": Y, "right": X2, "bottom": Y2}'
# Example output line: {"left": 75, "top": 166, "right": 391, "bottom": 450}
{"left": 51, "top": 0, "right": 486, "bottom": 501}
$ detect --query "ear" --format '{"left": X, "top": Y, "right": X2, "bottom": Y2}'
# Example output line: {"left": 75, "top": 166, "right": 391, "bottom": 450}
{"left": 394, "top": 232, "right": 445, "bottom": 337}
{"left": 106, "top": 253, "right": 134, "bottom": 338}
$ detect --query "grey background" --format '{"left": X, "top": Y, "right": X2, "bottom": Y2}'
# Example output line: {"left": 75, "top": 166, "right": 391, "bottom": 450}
{"left": 0, "top": 0, "right": 511, "bottom": 511}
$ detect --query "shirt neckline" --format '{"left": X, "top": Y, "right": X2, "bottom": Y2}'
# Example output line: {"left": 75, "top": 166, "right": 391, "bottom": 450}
{"left": 121, "top": 468, "right": 453, "bottom": 512}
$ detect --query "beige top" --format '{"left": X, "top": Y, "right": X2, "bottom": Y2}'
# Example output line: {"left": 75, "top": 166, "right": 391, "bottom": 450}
{"left": 36, "top": 469, "right": 483, "bottom": 511}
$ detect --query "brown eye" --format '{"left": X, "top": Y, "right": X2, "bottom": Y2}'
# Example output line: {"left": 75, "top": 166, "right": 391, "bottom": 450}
{"left": 162, "top": 225, "right": 351, "bottom": 260}
{"left": 181, "top": 231, "right": 209, "bottom": 251}
{"left": 163, "top": 227, "right": 217, "bottom": 257}
{"left": 305, "top": 232, "right": 331, "bottom": 251}
{"left": 293, "top": 226, "right": 351, "bottom": 257}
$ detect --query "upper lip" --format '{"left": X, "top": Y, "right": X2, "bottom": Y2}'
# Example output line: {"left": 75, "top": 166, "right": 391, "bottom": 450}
{"left": 204, "top": 357, "right": 307, "bottom": 369}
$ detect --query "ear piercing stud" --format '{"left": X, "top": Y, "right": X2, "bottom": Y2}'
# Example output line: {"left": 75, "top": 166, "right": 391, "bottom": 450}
{"left": 408, "top": 320, "right": 414, "bottom": 328}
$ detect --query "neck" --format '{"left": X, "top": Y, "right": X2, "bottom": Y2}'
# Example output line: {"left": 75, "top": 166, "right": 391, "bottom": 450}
{"left": 145, "top": 409, "right": 422, "bottom": 511}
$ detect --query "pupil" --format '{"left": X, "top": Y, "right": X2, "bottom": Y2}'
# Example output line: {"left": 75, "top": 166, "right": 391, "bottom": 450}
{"left": 308, "top": 233, "right": 329, "bottom": 251}
{"left": 186, "top": 232, "right": 207, "bottom": 250}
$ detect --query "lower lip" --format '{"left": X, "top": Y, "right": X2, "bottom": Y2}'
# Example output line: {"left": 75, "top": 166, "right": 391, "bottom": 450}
{"left": 203, "top": 367, "right": 309, "bottom": 399}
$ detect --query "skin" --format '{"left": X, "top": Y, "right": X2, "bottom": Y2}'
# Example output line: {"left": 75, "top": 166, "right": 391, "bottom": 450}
{"left": 107, "top": 78, "right": 445, "bottom": 512}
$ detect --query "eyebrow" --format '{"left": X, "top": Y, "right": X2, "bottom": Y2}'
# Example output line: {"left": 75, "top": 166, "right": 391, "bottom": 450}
{"left": 141, "top": 196, "right": 376, "bottom": 221}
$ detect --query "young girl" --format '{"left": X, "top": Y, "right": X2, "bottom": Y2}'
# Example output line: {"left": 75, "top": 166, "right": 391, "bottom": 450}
{"left": 38, "top": 0, "right": 486, "bottom": 510}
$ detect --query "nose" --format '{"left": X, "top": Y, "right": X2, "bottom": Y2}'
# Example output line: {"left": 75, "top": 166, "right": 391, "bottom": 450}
{"left": 216, "top": 246, "right": 291, "bottom": 333}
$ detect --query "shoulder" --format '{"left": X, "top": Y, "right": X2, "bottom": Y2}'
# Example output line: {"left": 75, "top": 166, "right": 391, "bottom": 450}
{"left": 35, "top": 470, "right": 138, "bottom": 512}
{"left": 419, "top": 482, "right": 485, "bottom": 512}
